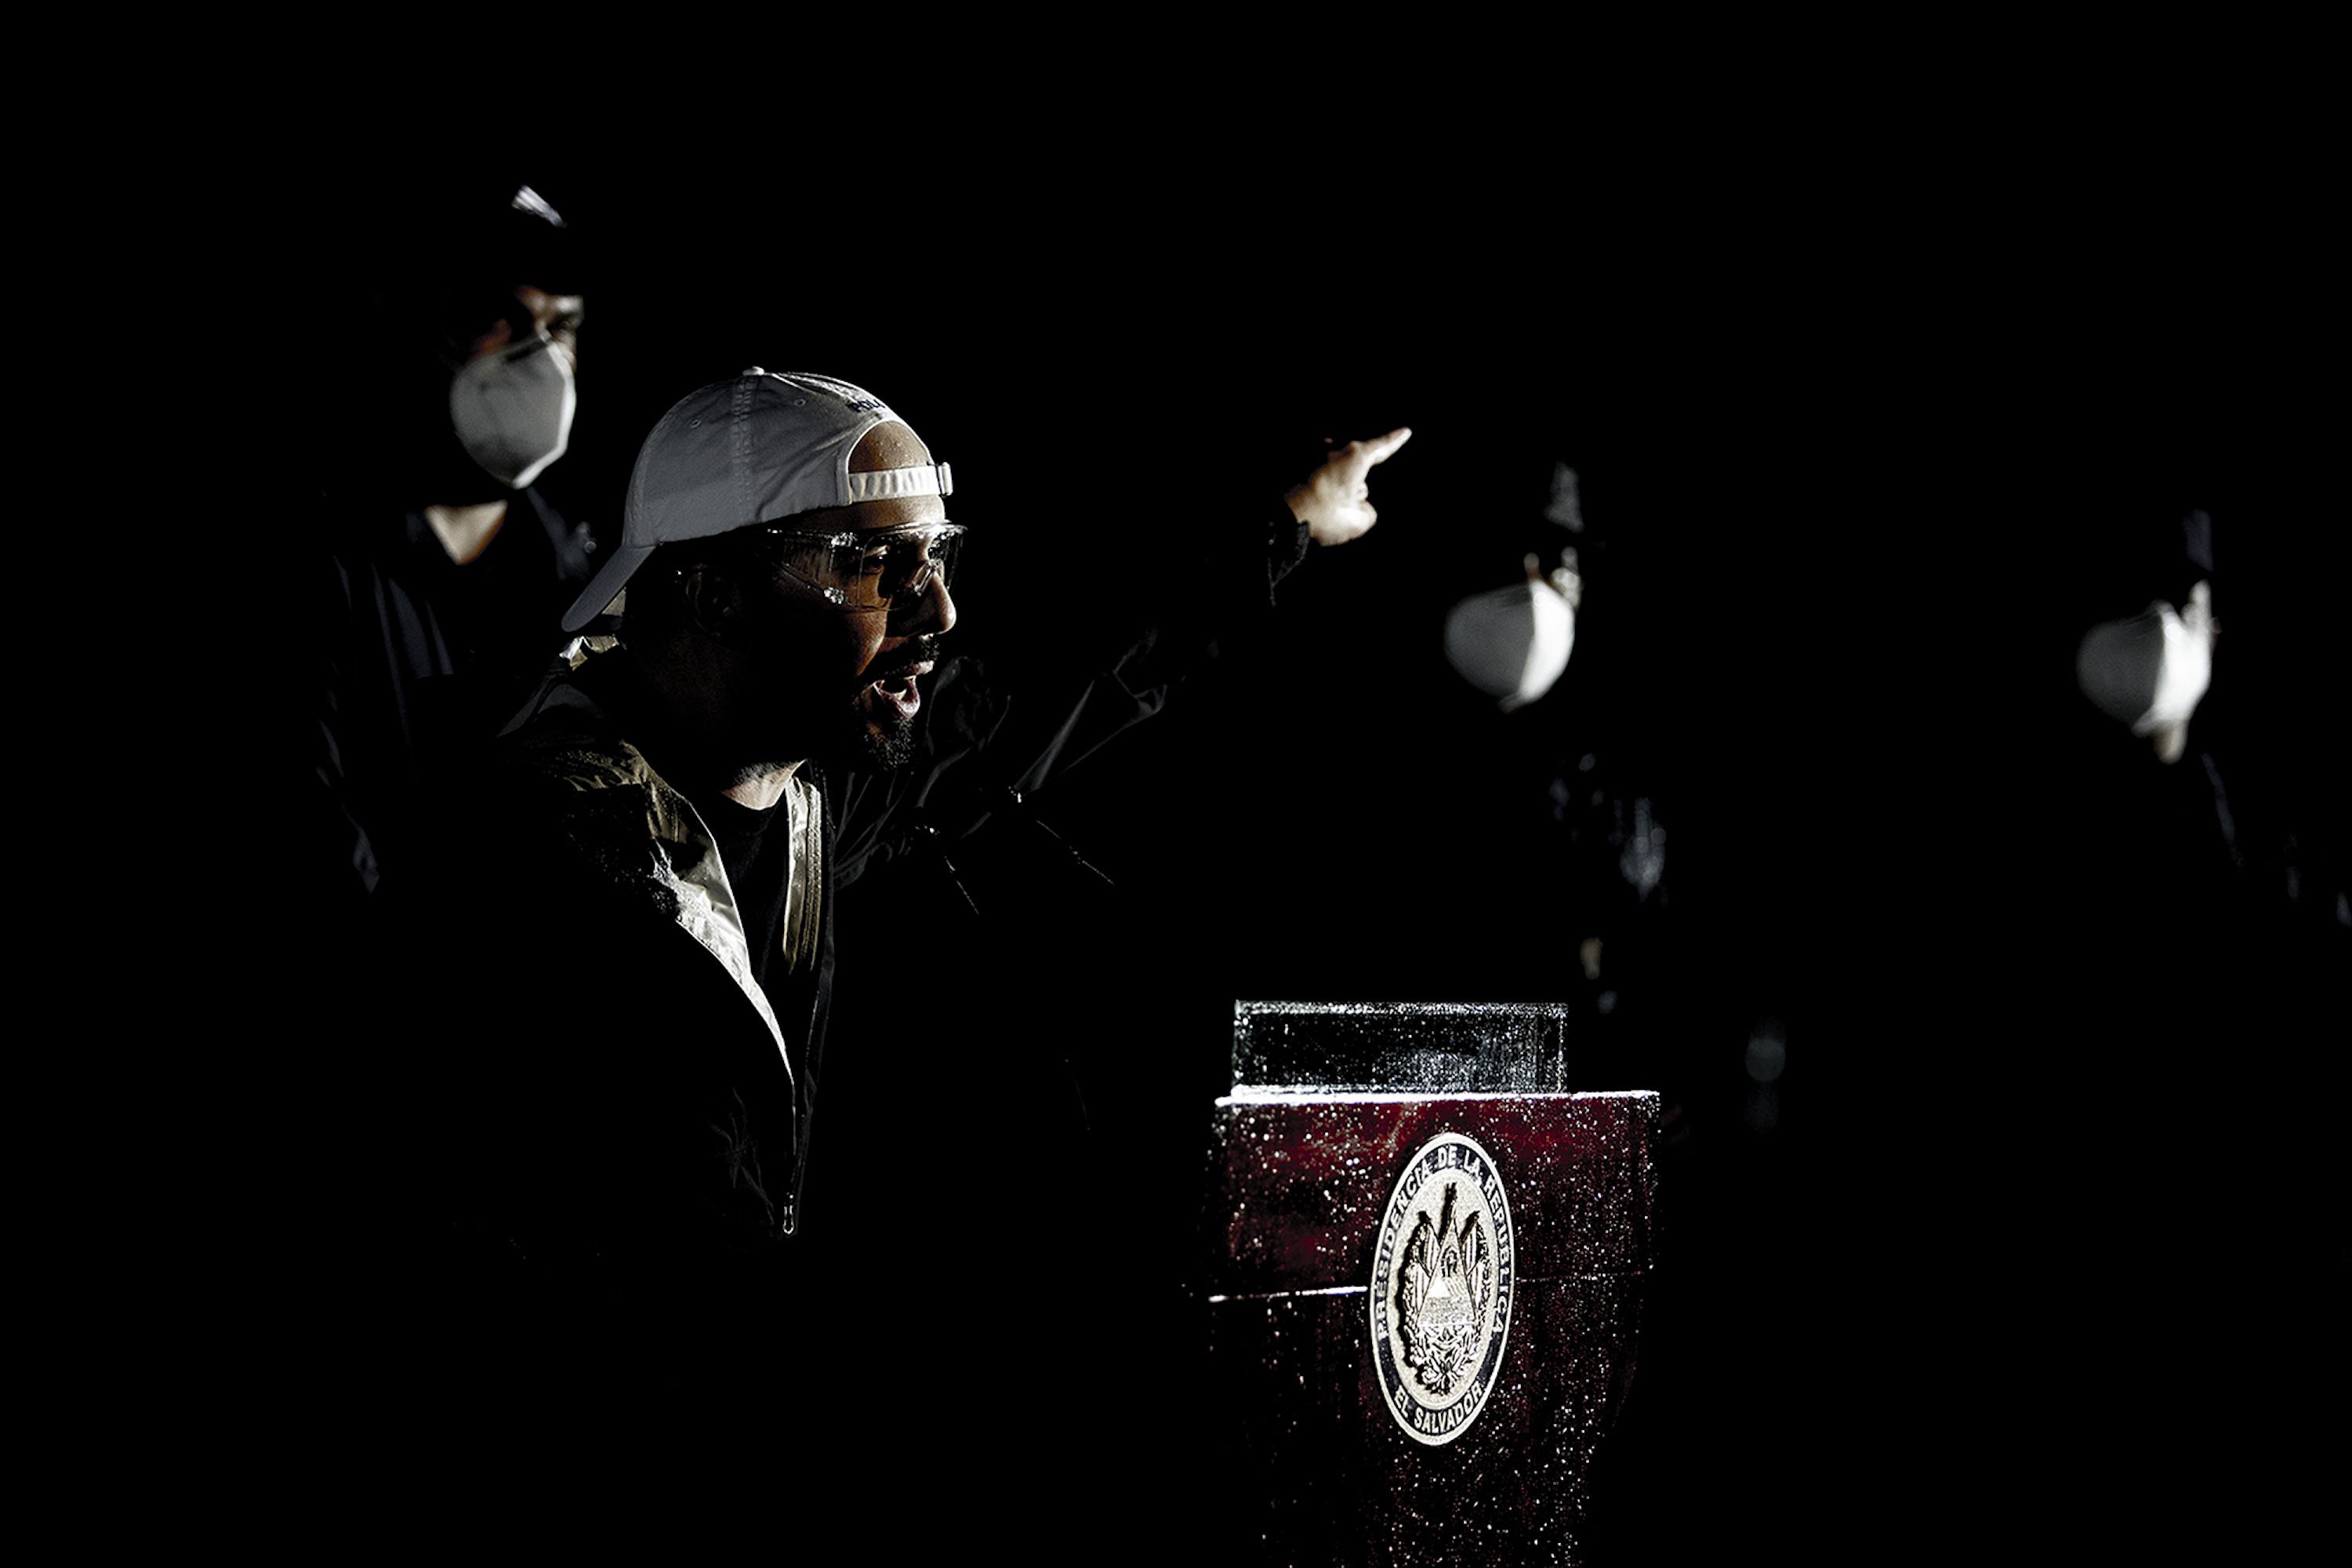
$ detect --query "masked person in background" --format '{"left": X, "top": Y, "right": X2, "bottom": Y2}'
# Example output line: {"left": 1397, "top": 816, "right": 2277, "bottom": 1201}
{"left": 293, "top": 178, "right": 595, "bottom": 912}
{"left": 2075, "top": 510, "right": 2218, "bottom": 766}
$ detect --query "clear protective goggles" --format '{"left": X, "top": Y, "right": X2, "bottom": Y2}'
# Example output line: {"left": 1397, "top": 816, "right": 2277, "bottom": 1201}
{"left": 753, "top": 521, "right": 967, "bottom": 612}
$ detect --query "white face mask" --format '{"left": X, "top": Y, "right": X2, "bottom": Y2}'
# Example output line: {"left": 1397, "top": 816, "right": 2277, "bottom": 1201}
{"left": 2076, "top": 581, "right": 2215, "bottom": 738}
{"left": 1445, "top": 554, "right": 1581, "bottom": 710}
{"left": 448, "top": 329, "right": 576, "bottom": 488}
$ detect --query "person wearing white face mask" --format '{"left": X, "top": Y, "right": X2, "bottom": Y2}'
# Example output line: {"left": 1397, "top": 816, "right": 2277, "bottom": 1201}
{"left": 292, "top": 178, "right": 598, "bottom": 912}
{"left": 1444, "top": 549, "right": 1582, "bottom": 710}
{"left": 447, "top": 308, "right": 578, "bottom": 491}
{"left": 2076, "top": 577, "right": 2216, "bottom": 764}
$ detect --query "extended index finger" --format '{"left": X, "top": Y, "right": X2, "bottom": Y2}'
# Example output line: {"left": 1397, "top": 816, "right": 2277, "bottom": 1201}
{"left": 1353, "top": 426, "right": 1414, "bottom": 467}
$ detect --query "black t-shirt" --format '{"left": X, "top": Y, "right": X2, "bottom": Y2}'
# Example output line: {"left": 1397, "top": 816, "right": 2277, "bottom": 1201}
{"left": 693, "top": 785, "right": 797, "bottom": 1020}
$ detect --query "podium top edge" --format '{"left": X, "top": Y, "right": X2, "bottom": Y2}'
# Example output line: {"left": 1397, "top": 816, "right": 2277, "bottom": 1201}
{"left": 1229, "top": 1000, "right": 1584, "bottom": 1094}
{"left": 1217, "top": 1088, "right": 1662, "bottom": 1108}
{"left": 1233, "top": 1000, "right": 1573, "bottom": 1020}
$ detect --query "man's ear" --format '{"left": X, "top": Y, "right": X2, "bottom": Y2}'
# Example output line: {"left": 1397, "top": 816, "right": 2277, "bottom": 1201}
{"left": 679, "top": 561, "right": 745, "bottom": 643}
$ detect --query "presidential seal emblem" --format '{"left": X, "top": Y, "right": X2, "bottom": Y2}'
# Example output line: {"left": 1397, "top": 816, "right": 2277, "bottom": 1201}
{"left": 1370, "top": 1131, "right": 1515, "bottom": 1446}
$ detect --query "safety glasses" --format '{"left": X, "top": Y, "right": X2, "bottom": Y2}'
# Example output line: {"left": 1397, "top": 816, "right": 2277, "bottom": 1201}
{"left": 753, "top": 521, "right": 967, "bottom": 612}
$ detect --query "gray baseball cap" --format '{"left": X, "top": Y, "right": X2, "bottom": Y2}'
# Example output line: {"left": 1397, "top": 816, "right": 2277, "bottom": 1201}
{"left": 563, "top": 367, "right": 951, "bottom": 633}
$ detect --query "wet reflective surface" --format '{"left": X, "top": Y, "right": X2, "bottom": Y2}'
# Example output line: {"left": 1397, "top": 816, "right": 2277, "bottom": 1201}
{"left": 1232, "top": 1000, "right": 1577, "bottom": 1096}
{"left": 1203, "top": 1084, "right": 1660, "bottom": 1564}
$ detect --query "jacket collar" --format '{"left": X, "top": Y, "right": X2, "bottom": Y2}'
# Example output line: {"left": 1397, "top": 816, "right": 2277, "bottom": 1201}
{"left": 501, "top": 650, "right": 809, "bottom": 1087}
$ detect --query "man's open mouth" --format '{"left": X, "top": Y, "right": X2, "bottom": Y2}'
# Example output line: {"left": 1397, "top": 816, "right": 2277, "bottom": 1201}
{"left": 868, "top": 660, "right": 933, "bottom": 720}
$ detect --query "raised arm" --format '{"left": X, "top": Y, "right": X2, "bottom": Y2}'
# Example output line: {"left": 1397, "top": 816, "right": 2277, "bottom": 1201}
{"left": 1285, "top": 427, "right": 1414, "bottom": 547}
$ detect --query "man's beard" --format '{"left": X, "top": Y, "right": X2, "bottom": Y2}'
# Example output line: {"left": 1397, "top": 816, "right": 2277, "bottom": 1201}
{"left": 837, "top": 637, "right": 939, "bottom": 770}
{"left": 739, "top": 705, "right": 913, "bottom": 779}
{"left": 855, "top": 707, "right": 919, "bottom": 768}
{"left": 811, "top": 684, "right": 922, "bottom": 771}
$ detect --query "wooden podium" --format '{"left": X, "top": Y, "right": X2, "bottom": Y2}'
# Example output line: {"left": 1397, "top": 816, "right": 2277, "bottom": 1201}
{"left": 1200, "top": 1003, "right": 1658, "bottom": 1565}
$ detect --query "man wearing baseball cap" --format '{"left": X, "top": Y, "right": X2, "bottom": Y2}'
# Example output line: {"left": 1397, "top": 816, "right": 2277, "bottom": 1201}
{"left": 373, "top": 367, "right": 1406, "bottom": 1435}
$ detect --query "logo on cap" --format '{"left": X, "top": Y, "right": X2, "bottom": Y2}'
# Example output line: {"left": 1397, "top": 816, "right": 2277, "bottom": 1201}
{"left": 1369, "top": 1131, "right": 1515, "bottom": 1446}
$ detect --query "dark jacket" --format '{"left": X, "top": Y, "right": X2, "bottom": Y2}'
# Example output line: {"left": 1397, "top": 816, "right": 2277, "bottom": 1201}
{"left": 297, "top": 488, "right": 596, "bottom": 906}
{"left": 350, "top": 514, "right": 1310, "bottom": 1427}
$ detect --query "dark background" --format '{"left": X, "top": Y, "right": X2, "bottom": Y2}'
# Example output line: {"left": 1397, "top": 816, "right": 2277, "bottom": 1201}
{"left": 265, "top": 126, "right": 2343, "bottom": 1553}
